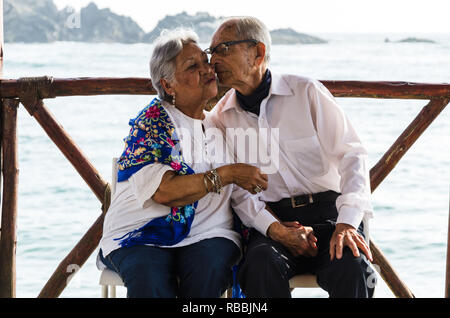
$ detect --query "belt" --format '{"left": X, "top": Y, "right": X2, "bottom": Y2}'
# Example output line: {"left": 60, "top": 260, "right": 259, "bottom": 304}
{"left": 270, "top": 191, "right": 340, "bottom": 209}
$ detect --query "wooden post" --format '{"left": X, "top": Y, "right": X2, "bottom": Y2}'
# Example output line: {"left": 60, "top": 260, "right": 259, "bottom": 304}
{"left": 38, "top": 213, "right": 106, "bottom": 298}
{"left": 0, "top": 0, "right": 3, "bottom": 215}
{"left": 0, "top": 0, "right": 5, "bottom": 296}
{"left": 0, "top": 99, "right": 19, "bottom": 298}
{"left": 0, "top": 0, "right": 3, "bottom": 78}
{"left": 445, "top": 193, "right": 450, "bottom": 298}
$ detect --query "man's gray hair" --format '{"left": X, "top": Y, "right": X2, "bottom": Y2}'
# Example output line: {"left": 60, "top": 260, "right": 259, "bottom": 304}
{"left": 220, "top": 16, "right": 271, "bottom": 63}
{"left": 150, "top": 28, "right": 199, "bottom": 101}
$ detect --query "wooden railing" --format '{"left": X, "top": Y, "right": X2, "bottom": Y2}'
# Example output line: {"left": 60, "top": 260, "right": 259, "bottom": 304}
{"left": 0, "top": 77, "right": 449, "bottom": 298}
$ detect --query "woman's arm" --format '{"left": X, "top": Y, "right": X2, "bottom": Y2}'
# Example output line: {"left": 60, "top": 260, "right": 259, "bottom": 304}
{"left": 152, "top": 164, "right": 268, "bottom": 207}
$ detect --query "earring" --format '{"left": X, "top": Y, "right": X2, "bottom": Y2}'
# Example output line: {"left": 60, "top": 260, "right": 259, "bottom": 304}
{"left": 172, "top": 93, "right": 176, "bottom": 107}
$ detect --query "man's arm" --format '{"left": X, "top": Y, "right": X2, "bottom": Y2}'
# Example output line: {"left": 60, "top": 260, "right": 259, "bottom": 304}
{"left": 230, "top": 184, "right": 278, "bottom": 236}
{"left": 309, "top": 79, "right": 373, "bottom": 261}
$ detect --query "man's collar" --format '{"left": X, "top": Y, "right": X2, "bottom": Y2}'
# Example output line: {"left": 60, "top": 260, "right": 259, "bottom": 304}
{"left": 219, "top": 72, "right": 293, "bottom": 114}
{"left": 270, "top": 73, "right": 293, "bottom": 96}
{"left": 220, "top": 90, "right": 243, "bottom": 113}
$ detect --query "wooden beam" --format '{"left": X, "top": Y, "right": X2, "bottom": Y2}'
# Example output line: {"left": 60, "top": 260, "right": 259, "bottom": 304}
{"left": 0, "top": 99, "right": 19, "bottom": 298}
{"left": 1, "top": 77, "right": 157, "bottom": 98}
{"left": 1, "top": 78, "right": 449, "bottom": 100}
{"left": 369, "top": 240, "right": 414, "bottom": 298}
{"left": 370, "top": 98, "right": 449, "bottom": 191}
{"left": 38, "top": 213, "right": 106, "bottom": 298}
{"left": 324, "top": 80, "right": 450, "bottom": 99}
{"left": 367, "top": 98, "right": 449, "bottom": 298}
{"left": 21, "top": 100, "right": 107, "bottom": 202}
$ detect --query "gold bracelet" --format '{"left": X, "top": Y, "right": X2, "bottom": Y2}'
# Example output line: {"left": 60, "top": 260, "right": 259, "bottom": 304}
{"left": 209, "top": 169, "right": 223, "bottom": 194}
{"left": 205, "top": 171, "right": 217, "bottom": 193}
{"left": 203, "top": 173, "right": 212, "bottom": 193}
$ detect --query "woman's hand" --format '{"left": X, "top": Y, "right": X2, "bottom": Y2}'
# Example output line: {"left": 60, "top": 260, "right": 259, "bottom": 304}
{"left": 281, "top": 221, "right": 318, "bottom": 251}
{"left": 153, "top": 163, "right": 267, "bottom": 207}
{"left": 217, "top": 163, "right": 268, "bottom": 194}
{"left": 267, "top": 222, "right": 318, "bottom": 257}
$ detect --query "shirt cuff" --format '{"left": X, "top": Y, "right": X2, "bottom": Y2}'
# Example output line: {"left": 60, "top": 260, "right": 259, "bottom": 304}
{"left": 336, "top": 205, "right": 365, "bottom": 230}
{"left": 252, "top": 208, "right": 279, "bottom": 237}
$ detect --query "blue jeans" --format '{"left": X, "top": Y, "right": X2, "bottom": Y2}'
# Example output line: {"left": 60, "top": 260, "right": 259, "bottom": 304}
{"left": 100, "top": 237, "right": 240, "bottom": 298}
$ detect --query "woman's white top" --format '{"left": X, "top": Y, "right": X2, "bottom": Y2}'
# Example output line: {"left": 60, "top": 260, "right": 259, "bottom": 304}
{"left": 97, "top": 101, "right": 263, "bottom": 269}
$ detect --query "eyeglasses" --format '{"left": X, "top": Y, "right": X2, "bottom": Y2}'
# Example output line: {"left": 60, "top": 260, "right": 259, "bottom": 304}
{"left": 204, "top": 39, "right": 258, "bottom": 55}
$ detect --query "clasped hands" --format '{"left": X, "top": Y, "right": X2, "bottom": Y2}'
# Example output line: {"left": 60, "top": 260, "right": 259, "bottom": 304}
{"left": 219, "top": 164, "right": 373, "bottom": 262}
{"left": 267, "top": 222, "right": 373, "bottom": 261}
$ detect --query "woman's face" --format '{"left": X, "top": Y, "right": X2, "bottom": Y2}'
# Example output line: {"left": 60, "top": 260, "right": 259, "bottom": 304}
{"left": 164, "top": 42, "right": 217, "bottom": 107}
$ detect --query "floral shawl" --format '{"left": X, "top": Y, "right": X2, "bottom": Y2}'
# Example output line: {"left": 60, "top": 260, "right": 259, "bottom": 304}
{"left": 114, "top": 97, "right": 197, "bottom": 247}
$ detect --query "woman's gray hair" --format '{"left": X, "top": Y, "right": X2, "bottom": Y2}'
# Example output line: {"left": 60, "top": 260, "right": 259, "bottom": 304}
{"left": 220, "top": 16, "right": 271, "bottom": 63}
{"left": 150, "top": 28, "right": 199, "bottom": 101}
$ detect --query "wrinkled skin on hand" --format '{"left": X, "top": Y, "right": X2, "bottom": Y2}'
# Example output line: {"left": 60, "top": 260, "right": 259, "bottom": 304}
{"left": 268, "top": 222, "right": 318, "bottom": 257}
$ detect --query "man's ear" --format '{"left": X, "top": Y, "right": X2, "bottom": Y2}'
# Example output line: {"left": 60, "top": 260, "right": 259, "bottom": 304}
{"left": 254, "top": 42, "right": 266, "bottom": 66}
{"left": 160, "top": 78, "right": 174, "bottom": 97}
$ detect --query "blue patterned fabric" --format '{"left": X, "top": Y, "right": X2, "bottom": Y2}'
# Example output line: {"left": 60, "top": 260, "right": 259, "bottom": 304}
{"left": 114, "top": 98, "right": 197, "bottom": 247}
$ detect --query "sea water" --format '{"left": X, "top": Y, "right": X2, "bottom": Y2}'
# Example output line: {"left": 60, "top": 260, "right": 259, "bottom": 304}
{"left": 3, "top": 32, "right": 450, "bottom": 298}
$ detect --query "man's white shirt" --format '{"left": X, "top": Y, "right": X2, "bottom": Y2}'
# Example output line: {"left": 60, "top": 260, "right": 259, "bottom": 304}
{"left": 208, "top": 73, "right": 374, "bottom": 234}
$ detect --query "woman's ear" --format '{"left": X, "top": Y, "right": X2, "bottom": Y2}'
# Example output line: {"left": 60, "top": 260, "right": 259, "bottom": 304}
{"left": 160, "top": 78, "right": 174, "bottom": 97}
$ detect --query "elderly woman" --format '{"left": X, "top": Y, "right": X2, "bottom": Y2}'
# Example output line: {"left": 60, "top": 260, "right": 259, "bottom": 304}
{"left": 97, "top": 29, "right": 270, "bottom": 298}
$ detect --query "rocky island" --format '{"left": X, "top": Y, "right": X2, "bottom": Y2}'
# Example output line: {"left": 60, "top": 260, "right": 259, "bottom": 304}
{"left": 270, "top": 28, "right": 327, "bottom": 44}
{"left": 385, "top": 37, "right": 436, "bottom": 44}
{"left": 4, "top": 0, "right": 145, "bottom": 43}
{"left": 142, "top": 11, "right": 222, "bottom": 44}
{"left": 4, "top": 0, "right": 327, "bottom": 45}
{"left": 397, "top": 37, "right": 436, "bottom": 43}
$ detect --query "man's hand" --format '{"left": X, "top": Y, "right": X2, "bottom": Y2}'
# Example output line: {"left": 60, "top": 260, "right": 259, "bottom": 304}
{"left": 281, "top": 221, "right": 318, "bottom": 251}
{"left": 267, "top": 222, "right": 318, "bottom": 257}
{"left": 329, "top": 223, "right": 373, "bottom": 262}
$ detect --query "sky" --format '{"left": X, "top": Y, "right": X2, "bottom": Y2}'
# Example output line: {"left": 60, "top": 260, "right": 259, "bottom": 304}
{"left": 53, "top": 0, "right": 450, "bottom": 34}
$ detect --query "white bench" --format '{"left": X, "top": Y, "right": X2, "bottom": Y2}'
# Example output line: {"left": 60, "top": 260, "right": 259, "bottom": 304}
{"left": 100, "top": 267, "right": 319, "bottom": 298}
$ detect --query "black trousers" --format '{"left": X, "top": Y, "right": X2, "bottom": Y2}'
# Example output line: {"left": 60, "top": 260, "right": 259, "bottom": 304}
{"left": 238, "top": 192, "right": 376, "bottom": 298}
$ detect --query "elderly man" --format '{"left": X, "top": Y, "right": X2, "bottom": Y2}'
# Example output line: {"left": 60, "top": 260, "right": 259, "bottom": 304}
{"left": 207, "top": 16, "right": 376, "bottom": 298}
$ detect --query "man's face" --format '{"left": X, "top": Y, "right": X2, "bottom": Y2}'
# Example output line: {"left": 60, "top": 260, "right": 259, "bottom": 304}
{"left": 209, "top": 26, "right": 255, "bottom": 89}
